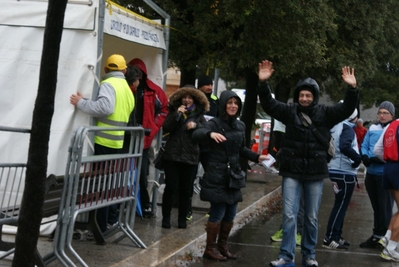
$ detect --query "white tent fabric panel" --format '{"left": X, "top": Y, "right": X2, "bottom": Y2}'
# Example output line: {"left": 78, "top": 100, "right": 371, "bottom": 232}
{"left": 0, "top": 24, "right": 97, "bottom": 176}
{"left": 0, "top": 0, "right": 166, "bottom": 177}
{"left": 0, "top": 0, "right": 96, "bottom": 30}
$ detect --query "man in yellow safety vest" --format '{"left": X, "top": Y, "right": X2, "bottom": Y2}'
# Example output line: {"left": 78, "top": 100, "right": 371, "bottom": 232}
{"left": 70, "top": 54, "right": 135, "bottom": 233}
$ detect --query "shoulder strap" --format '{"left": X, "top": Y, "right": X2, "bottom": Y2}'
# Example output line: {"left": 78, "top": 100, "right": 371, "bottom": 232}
{"left": 299, "top": 112, "right": 329, "bottom": 149}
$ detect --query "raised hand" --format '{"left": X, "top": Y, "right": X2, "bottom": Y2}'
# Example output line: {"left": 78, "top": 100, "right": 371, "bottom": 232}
{"left": 341, "top": 66, "right": 356, "bottom": 88}
{"left": 258, "top": 60, "right": 274, "bottom": 81}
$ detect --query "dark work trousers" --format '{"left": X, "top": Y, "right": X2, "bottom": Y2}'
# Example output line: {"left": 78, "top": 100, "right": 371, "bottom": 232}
{"left": 365, "top": 172, "right": 394, "bottom": 237}
{"left": 139, "top": 148, "right": 151, "bottom": 210}
{"left": 121, "top": 134, "right": 151, "bottom": 210}
{"left": 325, "top": 174, "right": 356, "bottom": 241}
{"left": 162, "top": 160, "right": 198, "bottom": 222}
{"left": 94, "top": 143, "right": 120, "bottom": 233}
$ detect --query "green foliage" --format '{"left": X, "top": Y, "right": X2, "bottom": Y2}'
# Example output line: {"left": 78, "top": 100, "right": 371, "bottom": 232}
{"left": 118, "top": 0, "right": 399, "bottom": 116}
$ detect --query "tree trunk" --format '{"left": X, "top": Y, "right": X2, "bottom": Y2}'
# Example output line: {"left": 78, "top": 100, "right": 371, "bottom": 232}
{"left": 242, "top": 69, "right": 259, "bottom": 147}
{"left": 239, "top": 69, "right": 258, "bottom": 171}
{"left": 268, "top": 79, "right": 291, "bottom": 155}
{"left": 180, "top": 66, "right": 197, "bottom": 87}
{"left": 12, "top": 0, "right": 67, "bottom": 266}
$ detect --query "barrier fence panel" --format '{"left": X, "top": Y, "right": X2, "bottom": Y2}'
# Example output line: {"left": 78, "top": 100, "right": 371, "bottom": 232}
{"left": 43, "top": 126, "right": 145, "bottom": 267}
{"left": 0, "top": 126, "right": 30, "bottom": 261}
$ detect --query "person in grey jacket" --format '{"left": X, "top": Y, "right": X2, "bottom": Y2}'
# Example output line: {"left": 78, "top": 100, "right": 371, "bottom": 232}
{"left": 192, "top": 90, "right": 268, "bottom": 261}
{"left": 257, "top": 60, "right": 359, "bottom": 267}
{"left": 70, "top": 54, "right": 134, "bottom": 235}
{"left": 323, "top": 108, "right": 361, "bottom": 250}
{"left": 161, "top": 87, "right": 209, "bottom": 229}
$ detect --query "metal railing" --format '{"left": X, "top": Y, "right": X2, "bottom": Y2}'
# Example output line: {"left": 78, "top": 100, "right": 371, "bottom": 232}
{"left": 43, "top": 126, "right": 145, "bottom": 267}
{"left": 0, "top": 126, "right": 30, "bottom": 260}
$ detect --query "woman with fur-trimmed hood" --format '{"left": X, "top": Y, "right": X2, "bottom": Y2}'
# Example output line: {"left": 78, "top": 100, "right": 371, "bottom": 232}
{"left": 161, "top": 87, "right": 209, "bottom": 229}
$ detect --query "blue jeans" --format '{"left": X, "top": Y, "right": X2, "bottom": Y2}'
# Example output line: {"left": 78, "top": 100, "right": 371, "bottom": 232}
{"left": 208, "top": 202, "right": 238, "bottom": 223}
{"left": 279, "top": 177, "right": 323, "bottom": 262}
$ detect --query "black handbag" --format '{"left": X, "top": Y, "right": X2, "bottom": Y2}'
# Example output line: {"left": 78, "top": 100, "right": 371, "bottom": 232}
{"left": 153, "top": 146, "right": 165, "bottom": 170}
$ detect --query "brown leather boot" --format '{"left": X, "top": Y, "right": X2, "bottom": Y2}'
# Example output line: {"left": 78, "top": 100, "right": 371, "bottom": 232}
{"left": 217, "top": 221, "right": 237, "bottom": 260}
{"left": 203, "top": 221, "right": 227, "bottom": 261}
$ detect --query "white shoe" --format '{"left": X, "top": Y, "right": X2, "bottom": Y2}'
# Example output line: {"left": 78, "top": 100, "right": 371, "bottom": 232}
{"left": 302, "top": 258, "right": 318, "bottom": 267}
{"left": 378, "top": 236, "right": 388, "bottom": 248}
{"left": 269, "top": 258, "right": 294, "bottom": 267}
{"left": 380, "top": 248, "right": 399, "bottom": 262}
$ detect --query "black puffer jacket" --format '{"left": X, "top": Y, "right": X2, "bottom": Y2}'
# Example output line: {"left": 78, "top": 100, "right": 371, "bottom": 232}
{"left": 192, "top": 90, "right": 259, "bottom": 204}
{"left": 257, "top": 79, "right": 359, "bottom": 181}
{"left": 162, "top": 87, "right": 209, "bottom": 165}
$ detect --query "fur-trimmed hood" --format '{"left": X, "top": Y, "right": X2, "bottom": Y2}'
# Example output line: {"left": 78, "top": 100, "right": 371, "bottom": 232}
{"left": 168, "top": 87, "right": 210, "bottom": 114}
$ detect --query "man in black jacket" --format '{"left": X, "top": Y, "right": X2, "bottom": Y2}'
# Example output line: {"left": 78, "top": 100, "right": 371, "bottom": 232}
{"left": 197, "top": 74, "right": 219, "bottom": 119}
{"left": 257, "top": 60, "right": 359, "bottom": 267}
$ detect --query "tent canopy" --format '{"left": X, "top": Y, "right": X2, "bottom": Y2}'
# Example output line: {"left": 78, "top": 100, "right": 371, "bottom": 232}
{"left": 0, "top": 0, "right": 167, "bottom": 175}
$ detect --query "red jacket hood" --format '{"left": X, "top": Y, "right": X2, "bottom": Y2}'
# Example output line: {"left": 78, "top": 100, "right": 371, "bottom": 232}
{"left": 129, "top": 58, "right": 147, "bottom": 75}
{"left": 128, "top": 58, "right": 161, "bottom": 92}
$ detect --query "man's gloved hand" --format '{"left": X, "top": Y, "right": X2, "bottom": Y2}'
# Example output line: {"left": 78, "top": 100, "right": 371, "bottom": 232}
{"left": 362, "top": 155, "right": 371, "bottom": 167}
{"left": 352, "top": 159, "right": 361, "bottom": 168}
{"left": 370, "top": 157, "right": 384, "bottom": 164}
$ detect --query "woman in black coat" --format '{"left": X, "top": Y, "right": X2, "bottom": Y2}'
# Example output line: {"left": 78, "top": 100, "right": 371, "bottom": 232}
{"left": 192, "top": 90, "right": 268, "bottom": 261}
{"left": 161, "top": 87, "right": 209, "bottom": 229}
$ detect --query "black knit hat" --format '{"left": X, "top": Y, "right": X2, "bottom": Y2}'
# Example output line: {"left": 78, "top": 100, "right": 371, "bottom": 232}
{"left": 197, "top": 75, "right": 213, "bottom": 88}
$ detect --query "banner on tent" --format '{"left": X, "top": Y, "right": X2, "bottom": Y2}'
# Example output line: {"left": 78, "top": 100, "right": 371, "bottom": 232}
{"left": 104, "top": 7, "right": 166, "bottom": 50}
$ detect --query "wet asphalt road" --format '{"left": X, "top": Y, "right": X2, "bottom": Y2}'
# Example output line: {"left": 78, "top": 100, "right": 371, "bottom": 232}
{"left": 186, "top": 176, "right": 396, "bottom": 267}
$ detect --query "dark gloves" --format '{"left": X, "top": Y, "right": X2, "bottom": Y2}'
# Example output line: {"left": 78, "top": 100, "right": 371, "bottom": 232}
{"left": 362, "top": 155, "right": 371, "bottom": 167}
{"left": 351, "top": 160, "right": 361, "bottom": 168}
{"left": 370, "top": 157, "right": 384, "bottom": 164}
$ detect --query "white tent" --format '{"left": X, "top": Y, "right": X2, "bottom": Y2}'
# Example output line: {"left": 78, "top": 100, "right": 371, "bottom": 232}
{"left": 0, "top": 0, "right": 168, "bottom": 176}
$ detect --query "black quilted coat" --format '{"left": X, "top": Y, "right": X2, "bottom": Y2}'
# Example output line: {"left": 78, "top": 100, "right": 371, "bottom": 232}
{"left": 257, "top": 79, "right": 359, "bottom": 181}
{"left": 162, "top": 87, "right": 209, "bottom": 165}
{"left": 192, "top": 90, "right": 260, "bottom": 204}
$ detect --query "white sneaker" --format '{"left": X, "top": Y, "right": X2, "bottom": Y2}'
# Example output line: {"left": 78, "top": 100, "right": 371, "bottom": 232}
{"left": 302, "top": 258, "right": 318, "bottom": 267}
{"left": 269, "top": 258, "right": 294, "bottom": 267}
{"left": 380, "top": 248, "right": 399, "bottom": 262}
{"left": 378, "top": 236, "right": 388, "bottom": 248}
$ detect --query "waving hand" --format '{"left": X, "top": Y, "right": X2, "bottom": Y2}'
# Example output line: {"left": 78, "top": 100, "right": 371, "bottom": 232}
{"left": 258, "top": 60, "right": 274, "bottom": 81}
{"left": 342, "top": 66, "right": 356, "bottom": 88}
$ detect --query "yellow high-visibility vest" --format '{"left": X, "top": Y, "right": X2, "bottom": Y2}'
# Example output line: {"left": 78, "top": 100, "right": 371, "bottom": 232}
{"left": 94, "top": 77, "right": 135, "bottom": 149}
{"left": 210, "top": 94, "right": 218, "bottom": 100}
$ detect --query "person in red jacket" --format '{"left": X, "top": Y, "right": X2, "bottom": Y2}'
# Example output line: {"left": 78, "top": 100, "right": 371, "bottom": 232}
{"left": 354, "top": 118, "right": 367, "bottom": 149}
{"left": 129, "top": 58, "right": 168, "bottom": 217}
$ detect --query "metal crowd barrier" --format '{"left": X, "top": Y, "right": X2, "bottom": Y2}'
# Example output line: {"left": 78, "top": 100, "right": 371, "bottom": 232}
{"left": 0, "top": 126, "right": 30, "bottom": 261}
{"left": 43, "top": 126, "right": 145, "bottom": 267}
